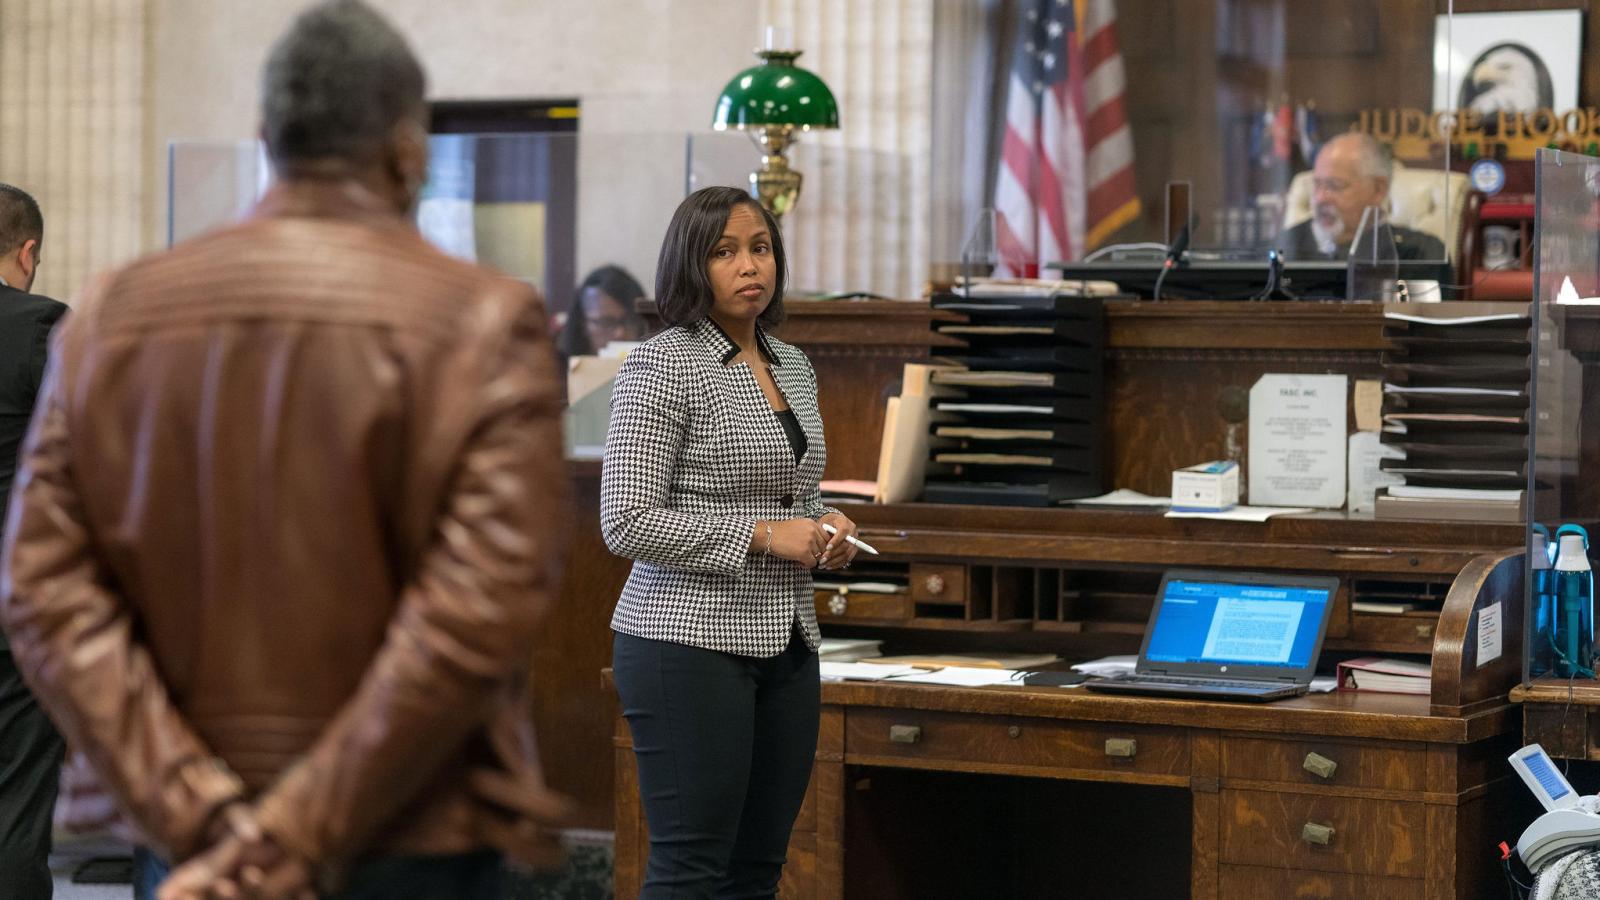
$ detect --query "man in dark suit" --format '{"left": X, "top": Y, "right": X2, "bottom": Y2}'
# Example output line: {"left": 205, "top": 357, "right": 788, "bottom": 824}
{"left": 0, "top": 182, "right": 67, "bottom": 900}
{"left": 1279, "top": 133, "right": 1446, "bottom": 262}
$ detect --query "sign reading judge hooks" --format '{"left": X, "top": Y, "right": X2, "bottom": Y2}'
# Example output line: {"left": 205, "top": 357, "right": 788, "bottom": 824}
{"left": 1353, "top": 107, "right": 1600, "bottom": 161}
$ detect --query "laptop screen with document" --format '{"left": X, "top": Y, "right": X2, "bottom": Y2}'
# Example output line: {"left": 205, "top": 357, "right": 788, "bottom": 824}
{"left": 1138, "top": 570, "right": 1337, "bottom": 682}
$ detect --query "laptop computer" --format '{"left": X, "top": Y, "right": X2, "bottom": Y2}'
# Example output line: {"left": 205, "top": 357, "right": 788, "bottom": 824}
{"left": 1084, "top": 569, "right": 1338, "bottom": 702}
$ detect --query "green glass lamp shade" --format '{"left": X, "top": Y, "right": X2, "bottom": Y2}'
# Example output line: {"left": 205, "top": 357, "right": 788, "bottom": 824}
{"left": 712, "top": 50, "right": 839, "bottom": 132}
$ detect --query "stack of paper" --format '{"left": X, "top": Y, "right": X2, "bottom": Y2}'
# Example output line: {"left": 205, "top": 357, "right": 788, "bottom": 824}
{"left": 1376, "top": 305, "right": 1530, "bottom": 523}
{"left": 818, "top": 662, "right": 923, "bottom": 682}
{"left": 818, "top": 638, "right": 883, "bottom": 663}
{"left": 866, "top": 652, "right": 1060, "bottom": 670}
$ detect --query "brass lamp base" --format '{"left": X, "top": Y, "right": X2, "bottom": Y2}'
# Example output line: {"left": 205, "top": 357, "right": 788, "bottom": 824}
{"left": 749, "top": 126, "right": 802, "bottom": 218}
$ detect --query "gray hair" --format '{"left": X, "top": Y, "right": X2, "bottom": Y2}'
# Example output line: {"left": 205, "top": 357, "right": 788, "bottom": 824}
{"left": 1322, "top": 132, "right": 1393, "bottom": 181}
{"left": 0, "top": 183, "right": 42, "bottom": 255}
{"left": 260, "top": 0, "right": 426, "bottom": 170}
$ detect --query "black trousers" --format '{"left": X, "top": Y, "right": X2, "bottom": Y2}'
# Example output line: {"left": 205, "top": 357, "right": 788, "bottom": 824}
{"left": 613, "top": 627, "right": 820, "bottom": 900}
{"left": 0, "top": 641, "right": 65, "bottom": 900}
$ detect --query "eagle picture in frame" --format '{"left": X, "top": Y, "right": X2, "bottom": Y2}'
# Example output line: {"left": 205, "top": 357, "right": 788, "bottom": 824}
{"left": 1432, "top": 10, "right": 1581, "bottom": 119}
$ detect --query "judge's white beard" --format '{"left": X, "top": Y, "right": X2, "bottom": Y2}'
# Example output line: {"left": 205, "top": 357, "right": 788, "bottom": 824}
{"left": 1310, "top": 216, "right": 1343, "bottom": 257}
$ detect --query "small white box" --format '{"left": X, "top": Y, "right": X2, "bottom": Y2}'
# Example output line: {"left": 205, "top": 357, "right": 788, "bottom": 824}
{"left": 1171, "top": 461, "right": 1239, "bottom": 512}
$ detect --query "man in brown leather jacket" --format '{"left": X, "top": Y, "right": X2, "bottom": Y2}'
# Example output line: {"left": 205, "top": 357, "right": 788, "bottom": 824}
{"left": 0, "top": 2, "right": 569, "bottom": 898}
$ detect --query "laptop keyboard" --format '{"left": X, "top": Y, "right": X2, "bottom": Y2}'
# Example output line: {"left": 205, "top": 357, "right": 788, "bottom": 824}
{"left": 1117, "top": 675, "right": 1284, "bottom": 690}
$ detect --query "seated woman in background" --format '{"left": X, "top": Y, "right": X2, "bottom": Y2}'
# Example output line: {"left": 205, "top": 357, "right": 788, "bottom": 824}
{"left": 558, "top": 264, "right": 648, "bottom": 357}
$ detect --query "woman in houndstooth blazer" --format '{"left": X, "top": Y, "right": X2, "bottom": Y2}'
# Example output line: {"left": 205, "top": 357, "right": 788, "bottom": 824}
{"left": 602, "top": 186, "right": 860, "bottom": 898}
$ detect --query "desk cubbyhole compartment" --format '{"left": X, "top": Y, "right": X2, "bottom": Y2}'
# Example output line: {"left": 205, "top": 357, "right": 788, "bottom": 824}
{"left": 1046, "top": 568, "right": 1162, "bottom": 634}
{"left": 989, "top": 566, "right": 1034, "bottom": 622}
{"left": 1033, "top": 568, "right": 1062, "bottom": 623}
{"left": 1340, "top": 576, "right": 1451, "bottom": 653}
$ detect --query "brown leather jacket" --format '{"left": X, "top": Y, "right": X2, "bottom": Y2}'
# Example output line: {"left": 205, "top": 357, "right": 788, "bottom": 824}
{"left": 0, "top": 181, "right": 570, "bottom": 869}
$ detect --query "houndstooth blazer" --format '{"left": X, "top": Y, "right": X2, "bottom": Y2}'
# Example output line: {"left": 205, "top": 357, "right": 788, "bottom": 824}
{"left": 601, "top": 317, "right": 833, "bottom": 657}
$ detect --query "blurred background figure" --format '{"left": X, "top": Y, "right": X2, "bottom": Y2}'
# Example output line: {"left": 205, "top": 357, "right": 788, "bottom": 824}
{"left": 558, "top": 264, "right": 647, "bottom": 358}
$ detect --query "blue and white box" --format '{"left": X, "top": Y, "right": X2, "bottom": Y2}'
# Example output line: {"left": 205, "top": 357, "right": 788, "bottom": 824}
{"left": 1171, "top": 460, "right": 1239, "bottom": 512}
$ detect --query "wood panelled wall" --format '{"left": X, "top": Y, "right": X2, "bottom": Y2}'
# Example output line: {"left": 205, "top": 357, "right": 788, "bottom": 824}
{"left": 1112, "top": 0, "right": 1600, "bottom": 242}
{"left": 0, "top": 0, "right": 148, "bottom": 303}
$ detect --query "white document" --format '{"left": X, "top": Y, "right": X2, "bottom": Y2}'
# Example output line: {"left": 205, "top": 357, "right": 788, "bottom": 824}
{"left": 1477, "top": 602, "right": 1503, "bottom": 667}
{"left": 1074, "top": 488, "right": 1172, "bottom": 507}
{"left": 818, "top": 662, "right": 925, "bottom": 681}
{"left": 1248, "top": 374, "right": 1348, "bottom": 508}
{"left": 1347, "top": 432, "right": 1405, "bottom": 515}
{"left": 1387, "top": 484, "right": 1523, "bottom": 502}
{"left": 1201, "top": 598, "right": 1304, "bottom": 663}
{"left": 1165, "top": 505, "right": 1312, "bottom": 523}
{"left": 936, "top": 403, "right": 1055, "bottom": 415}
{"left": 891, "top": 667, "right": 1023, "bottom": 687}
{"left": 1555, "top": 275, "right": 1600, "bottom": 305}
{"left": 1071, "top": 655, "right": 1137, "bottom": 676}
{"left": 1383, "top": 312, "right": 1526, "bottom": 325}
{"left": 1383, "top": 385, "right": 1525, "bottom": 398}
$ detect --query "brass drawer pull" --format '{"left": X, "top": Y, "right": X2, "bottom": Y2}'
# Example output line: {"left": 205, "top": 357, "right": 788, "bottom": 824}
{"left": 889, "top": 724, "right": 922, "bottom": 744}
{"left": 1105, "top": 738, "right": 1137, "bottom": 758}
{"left": 1007, "top": 725, "right": 1021, "bottom": 739}
{"left": 827, "top": 592, "right": 848, "bottom": 616}
{"left": 1301, "top": 822, "right": 1335, "bottom": 846}
{"left": 1415, "top": 623, "right": 1434, "bottom": 640}
{"left": 1302, "top": 752, "right": 1338, "bottom": 780}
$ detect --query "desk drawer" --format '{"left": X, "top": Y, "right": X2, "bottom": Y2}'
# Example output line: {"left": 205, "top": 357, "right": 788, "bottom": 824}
{"left": 847, "top": 708, "right": 1189, "bottom": 779}
{"left": 813, "top": 589, "right": 909, "bottom": 621}
{"left": 1219, "top": 864, "right": 1421, "bottom": 899}
{"left": 1220, "top": 736, "right": 1425, "bottom": 792}
{"left": 1220, "top": 788, "right": 1425, "bottom": 878}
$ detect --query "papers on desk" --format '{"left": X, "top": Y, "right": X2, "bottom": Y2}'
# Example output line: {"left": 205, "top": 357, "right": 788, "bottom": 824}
{"left": 1073, "top": 488, "right": 1171, "bottom": 507}
{"left": 931, "top": 370, "right": 1056, "bottom": 388}
{"left": 818, "top": 638, "right": 884, "bottom": 662}
{"left": 818, "top": 662, "right": 925, "bottom": 681}
{"left": 818, "top": 662, "right": 1026, "bottom": 687}
{"left": 891, "top": 667, "right": 1024, "bottom": 687}
{"left": 1383, "top": 385, "right": 1525, "bottom": 398}
{"left": 1384, "top": 312, "right": 1525, "bottom": 326}
{"left": 1386, "top": 484, "right": 1522, "bottom": 502}
{"left": 1071, "top": 655, "right": 1137, "bottom": 677}
{"left": 819, "top": 479, "right": 876, "bottom": 502}
{"left": 935, "top": 402, "right": 1056, "bottom": 415}
{"left": 1556, "top": 276, "right": 1600, "bottom": 305}
{"left": 1164, "top": 505, "right": 1311, "bottom": 523}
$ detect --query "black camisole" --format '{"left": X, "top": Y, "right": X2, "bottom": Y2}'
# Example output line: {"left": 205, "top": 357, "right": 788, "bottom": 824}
{"left": 774, "top": 409, "right": 807, "bottom": 462}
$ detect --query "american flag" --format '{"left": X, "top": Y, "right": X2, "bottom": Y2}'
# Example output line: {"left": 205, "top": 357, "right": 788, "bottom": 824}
{"left": 994, "top": 0, "right": 1140, "bottom": 276}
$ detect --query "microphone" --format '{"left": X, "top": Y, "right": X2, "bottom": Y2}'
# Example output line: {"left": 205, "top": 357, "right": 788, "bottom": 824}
{"left": 1152, "top": 220, "right": 1191, "bottom": 300}
{"left": 1162, "top": 220, "right": 1191, "bottom": 271}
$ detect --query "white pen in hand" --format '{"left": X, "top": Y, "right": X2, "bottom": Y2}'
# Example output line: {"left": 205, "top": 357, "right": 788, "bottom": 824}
{"left": 821, "top": 523, "right": 880, "bottom": 555}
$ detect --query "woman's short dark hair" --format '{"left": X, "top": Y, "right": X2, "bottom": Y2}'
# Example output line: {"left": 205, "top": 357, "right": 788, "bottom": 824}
{"left": 557, "top": 264, "right": 648, "bottom": 358}
{"left": 654, "top": 186, "right": 787, "bottom": 329}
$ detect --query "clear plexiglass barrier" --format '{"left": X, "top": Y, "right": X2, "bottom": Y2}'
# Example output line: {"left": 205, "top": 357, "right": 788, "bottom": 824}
{"left": 1525, "top": 148, "right": 1600, "bottom": 683}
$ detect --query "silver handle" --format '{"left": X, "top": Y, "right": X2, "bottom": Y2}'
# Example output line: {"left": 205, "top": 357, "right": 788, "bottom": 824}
{"left": 1301, "top": 822, "right": 1334, "bottom": 846}
{"left": 1104, "top": 738, "right": 1137, "bottom": 758}
{"left": 889, "top": 724, "right": 922, "bottom": 744}
{"left": 1302, "top": 752, "right": 1338, "bottom": 780}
